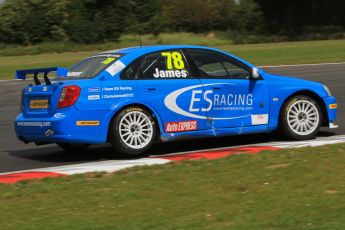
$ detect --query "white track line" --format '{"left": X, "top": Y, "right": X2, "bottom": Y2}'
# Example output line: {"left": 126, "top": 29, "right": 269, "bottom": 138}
{"left": 0, "top": 158, "right": 170, "bottom": 176}
{"left": 1, "top": 135, "right": 345, "bottom": 176}
{"left": 153, "top": 135, "right": 345, "bottom": 157}
{"left": 0, "top": 79, "right": 23, "bottom": 82}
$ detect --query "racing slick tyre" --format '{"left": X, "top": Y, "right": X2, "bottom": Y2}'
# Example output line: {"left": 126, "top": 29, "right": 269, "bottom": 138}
{"left": 57, "top": 143, "right": 90, "bottom": 152}
{"left": 109, "top": 107, "right": 158, "bottom": 156}
{"left": 280, "top": 95, "right": 322, "bottom": 140}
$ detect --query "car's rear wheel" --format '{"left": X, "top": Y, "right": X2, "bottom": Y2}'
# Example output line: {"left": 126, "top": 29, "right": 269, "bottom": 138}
{"left": 109, "top": 107, "right": 158, "bottom": 156}
{"left": 280, "top": 95, "right": 322, "bottom": 140}
{"left": 57, "top": 143, "right": 90, "bottom": 152}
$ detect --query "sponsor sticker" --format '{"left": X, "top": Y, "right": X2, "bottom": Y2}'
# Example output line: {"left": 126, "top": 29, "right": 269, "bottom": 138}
{"left": 101, "top": 57, "right": 115, "bottom": 65}
{"left": 76, "top": 121, "right": 100, "bottom": 126}
{"left": 67, "top": 72, "right": 82, "bottom": 77}
{"left": 93, "top": 52, "right": 121, "bottom": 57}
{"left": 88, "top": 95, "right": 100, "bottom": 100}
{"left": 106, "top": 60, "right": 126, "bottom": 76}
{"left": 103, "top": 86, "right": 133, "bottom": 91}
{"left": 88, "top": 87, "right": 101, "bottom": 93}
{"left": 126, "top": 108, "right": 142, "bottom": 113}
{"left": 165, "top": 120, "right": 198, "bottom": 133}
{"left": 54, "top": 113, "right": 65, "bottom": 119}
{"left": 329, "top": 103, "right": 337, "bottom": 109}
{"left": 103, "top": 94, "right": 133, "bottom": 99}
{"left": 251, "top": 114, "right": 269, "bottom": 125}
{"left": 153, "top": 69, "right": 188, "bottom": 78}
{"left": 17, "top": 122, "right": 51, "bottom": 127}
{"left": 286, "top": 99, "right": 298, "bottom": 112}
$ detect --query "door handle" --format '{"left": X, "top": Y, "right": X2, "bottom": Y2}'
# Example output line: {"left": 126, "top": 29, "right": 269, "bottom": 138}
{"left": 212, "top": 86, "right": 221, "bottom": 90}
{"left": 147, "top": 88, "right": 156, "bottom": 92}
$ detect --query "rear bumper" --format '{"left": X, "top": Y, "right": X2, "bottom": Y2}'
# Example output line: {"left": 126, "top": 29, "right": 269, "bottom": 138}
{"left": 14, "top": 112, "right": 108, "bottom": 145}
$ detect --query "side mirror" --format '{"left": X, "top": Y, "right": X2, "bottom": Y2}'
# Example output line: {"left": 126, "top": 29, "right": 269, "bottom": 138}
{"left": 251, "top": 67, "right": 260, "bottom": 79}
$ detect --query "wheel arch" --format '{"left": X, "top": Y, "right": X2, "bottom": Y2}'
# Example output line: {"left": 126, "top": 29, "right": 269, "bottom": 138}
{"left": 106, "top": 103, "right": 164, "bottom": 142}
{"left": 279, "top": 90, "right": 329, "bottom": 127}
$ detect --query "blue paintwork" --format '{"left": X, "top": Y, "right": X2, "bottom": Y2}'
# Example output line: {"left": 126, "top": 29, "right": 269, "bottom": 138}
{"left": 14, "top": 45, "right": 338, "bottom": 145}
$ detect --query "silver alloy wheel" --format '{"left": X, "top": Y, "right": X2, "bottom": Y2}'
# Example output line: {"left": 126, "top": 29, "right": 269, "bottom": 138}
{"left": 287, "top": 100, "right": 319, "bottom": 136}
{"left": 118, "top": 111, "right": 153, "bottom": 149}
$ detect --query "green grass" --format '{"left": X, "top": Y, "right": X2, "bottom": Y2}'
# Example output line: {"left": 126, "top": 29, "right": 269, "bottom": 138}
{"left": 1, "top": 34, "right": 345, "bottom": 79}
{"left": 0, "top": 33, "right": 230, "bottom": 57}
{"left": 1, "top": 143, "right": 345, "bottom": 229}
{"left": 224, "top": 39, "right": 345, "bottom": 65}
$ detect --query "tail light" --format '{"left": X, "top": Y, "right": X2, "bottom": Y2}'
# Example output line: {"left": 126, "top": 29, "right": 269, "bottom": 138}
{"left": 58, "top": 85, "right": 81, "bottom": 108}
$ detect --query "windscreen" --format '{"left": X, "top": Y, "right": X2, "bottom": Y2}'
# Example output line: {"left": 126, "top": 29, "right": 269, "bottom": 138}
{"left": 60, "top": 54, "right": 124, "bottom": 79}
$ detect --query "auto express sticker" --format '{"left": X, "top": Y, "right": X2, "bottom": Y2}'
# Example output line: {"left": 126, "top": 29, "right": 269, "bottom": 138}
{"left": 165, "top": 120, "right": 198, "bottom": 132}
{"left": 164, "top": 83, "right": 254, "bottom": 120}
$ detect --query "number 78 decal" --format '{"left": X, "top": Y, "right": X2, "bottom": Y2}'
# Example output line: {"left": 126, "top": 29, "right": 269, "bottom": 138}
{"left": 161, "top": 52, "right": 185, "bottom": 70}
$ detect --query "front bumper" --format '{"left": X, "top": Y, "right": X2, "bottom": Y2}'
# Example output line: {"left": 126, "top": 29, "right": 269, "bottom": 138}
{"left": 329, "top": 122, "right": 339, "bottom": 129}
{"left": 323, "top": 96, "right": 338, "bottom": 127}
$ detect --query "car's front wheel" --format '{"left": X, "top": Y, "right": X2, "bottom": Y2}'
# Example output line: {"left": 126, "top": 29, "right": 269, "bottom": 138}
{"left": 280, "top": 95, "right": 322, "bottom": 140}
{"left": 109, "top": 107, "right": 158, "bottom": 156}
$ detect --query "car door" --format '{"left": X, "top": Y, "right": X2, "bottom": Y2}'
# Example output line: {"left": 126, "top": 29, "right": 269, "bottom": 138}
{"left": 135, "top": 50, "right": 208, "bottom": 133}
{"left": 187, "top": 49, "right": 269, "bottom": 129}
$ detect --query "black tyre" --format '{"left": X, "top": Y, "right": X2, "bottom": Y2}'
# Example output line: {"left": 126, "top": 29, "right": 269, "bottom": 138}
{"left": 57, "top": 143, "right": 90, "bottom": 152}
{"left": 280, "top": 95, "right": 322, "bottom": 140}
{"left": 109, "top": 106, "right": 158, "bottom": 156}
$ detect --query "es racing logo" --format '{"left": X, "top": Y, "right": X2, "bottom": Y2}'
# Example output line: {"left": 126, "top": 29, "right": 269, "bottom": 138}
{"left": 164, "top": 84, "right": 253, "bottom": 120}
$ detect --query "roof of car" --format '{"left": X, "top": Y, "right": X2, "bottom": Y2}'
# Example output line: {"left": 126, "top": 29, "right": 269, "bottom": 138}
{"left": 98, "top": 45, "right": 214, "bottom": 55}
{"left": 95, "top": 45, "right": 254, "bottom": 68}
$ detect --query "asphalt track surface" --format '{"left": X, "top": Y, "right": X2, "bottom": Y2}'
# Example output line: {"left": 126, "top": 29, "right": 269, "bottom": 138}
{"left": 0, "top": 63, "right": 344, "bottom": 173}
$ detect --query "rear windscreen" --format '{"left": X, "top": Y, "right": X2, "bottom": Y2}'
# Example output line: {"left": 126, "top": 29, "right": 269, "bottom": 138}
{"left": 58, "top": 54, "right": 124, "bottom": 80}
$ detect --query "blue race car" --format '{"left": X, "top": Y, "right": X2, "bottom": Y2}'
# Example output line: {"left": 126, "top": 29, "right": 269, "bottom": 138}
{"left": 14, "top": 45, "right": 338, "bottom": 155}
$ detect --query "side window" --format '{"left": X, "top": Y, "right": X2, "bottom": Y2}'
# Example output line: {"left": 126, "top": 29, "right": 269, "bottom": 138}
{"left": 121, "top": 59, "right": 139, "bottom": 80}
{"left": 139, "top": 50, "right": 191, "bottom": 79}
{"left": 223, "top": 61, "right": 251, "bottom": 79}
{"left": 189, "top": 50, "right": 228, "bottom": 78}
{"left": 189, "top": 49, "right": 251, "bottom": 79}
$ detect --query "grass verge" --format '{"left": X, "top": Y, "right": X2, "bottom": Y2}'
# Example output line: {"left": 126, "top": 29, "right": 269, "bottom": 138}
{"left": 1, "top": 143, "right": 345, "bottom": 229}
{"left": 1, "top": 35, "right": 345, "bottom": 79}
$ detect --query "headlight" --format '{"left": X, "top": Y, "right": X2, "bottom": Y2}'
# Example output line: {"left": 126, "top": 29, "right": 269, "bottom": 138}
{"left": 323, "top": 85, "right": 332, "bottom": 96}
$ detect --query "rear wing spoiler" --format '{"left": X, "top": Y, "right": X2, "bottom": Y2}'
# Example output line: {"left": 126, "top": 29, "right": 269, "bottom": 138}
{"left": 15, "top": 67, "right": 68, "bottom": 85}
